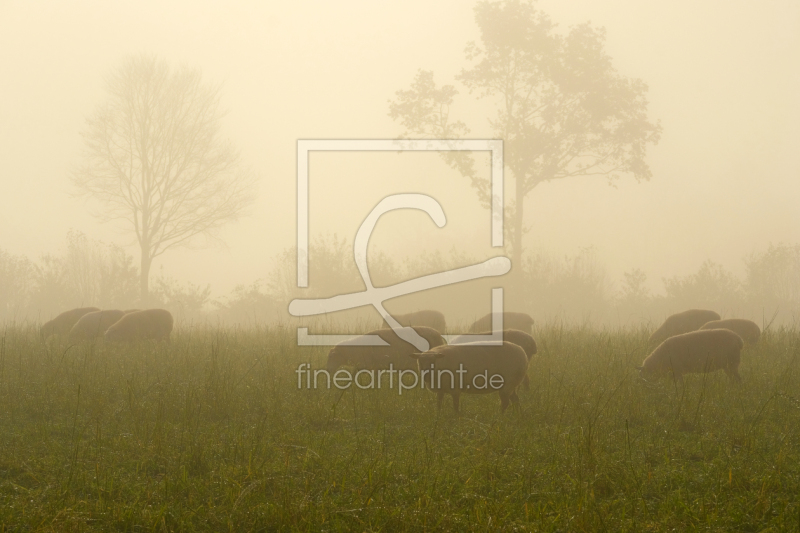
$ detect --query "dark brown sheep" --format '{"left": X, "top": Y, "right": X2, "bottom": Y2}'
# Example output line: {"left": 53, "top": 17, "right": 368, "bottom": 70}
{"left": 327, "top": 326, "right": 446, "bottom": 373}
{"left": 649, "top": 309, "right": 721, "bottom": 345}
{"left": 468, "top": 312, "right": 534, "bottom": 334}
{"left": 699, "top": 319, "right": 761, "bottom": 344}
{"left": 40, "top": 307, "right": 100, "bottom": 338}
{"left": 68, "top": 310, "right": 126, "bottom": 341}
{"left": 103, "top": 309, "right": 174, "bottom": 342}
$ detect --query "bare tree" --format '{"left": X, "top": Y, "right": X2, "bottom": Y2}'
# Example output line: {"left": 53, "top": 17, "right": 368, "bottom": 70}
{"left": 72, "top": 55, "right": 255, "bottom": 302}
{"left": 389, "top": 1, "right": 661, "bottom": 296}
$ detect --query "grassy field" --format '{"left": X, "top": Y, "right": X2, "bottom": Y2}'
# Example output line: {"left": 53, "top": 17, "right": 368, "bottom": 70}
{"left": 0, "top": 323, "right": 799, "bottom": 532}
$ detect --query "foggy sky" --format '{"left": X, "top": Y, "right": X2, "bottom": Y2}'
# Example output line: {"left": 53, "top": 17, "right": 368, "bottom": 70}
{"left": 1, "top": 0, "right": 798, "bottom": 297}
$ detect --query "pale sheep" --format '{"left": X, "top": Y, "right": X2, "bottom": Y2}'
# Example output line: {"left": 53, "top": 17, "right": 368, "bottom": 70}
{"left": 638, "top": 328, "right": 743, "bottom": 385}
{"left": 383, "top": 310, "right": 446, "bottom": 333}
{"left": 411, "top": 341, "right": 528, "bottom": 412}
{"left": 103, "top": 309, "right": 174, "bottom": 342}
{"left": 68, "top": 310, "right": 126, "bottom": 342}
{"left": 468, "top": 312, "right": 534, "bottom": 334}
{"left": 699, "top": 318, "right": 761, "bottom": 344}
{"left": 40, "top": 307, "right": 100, "bottom": 338}
{"left": 648, "top": 309, "right": 721, "bottom": 346}
{"left": 450, "top": 329, "right": 537, "bottom": 390}
{"left": 326, "top": 326, "right": 446, "bottom": 373}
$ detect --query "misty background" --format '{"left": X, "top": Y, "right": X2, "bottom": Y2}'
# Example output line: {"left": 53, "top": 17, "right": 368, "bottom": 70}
{"left": 1, "top": 0, "right": 799, "bottom": 327}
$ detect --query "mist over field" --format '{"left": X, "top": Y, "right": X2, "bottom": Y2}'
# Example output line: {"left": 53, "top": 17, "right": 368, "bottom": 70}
{"left": 1, "top": 0, "right": 798, "bottom": 328}
{"left": 3, "top": 3, "right": 800, "bottom": 530}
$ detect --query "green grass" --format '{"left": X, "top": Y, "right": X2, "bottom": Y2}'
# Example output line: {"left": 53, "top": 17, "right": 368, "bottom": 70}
{"left": 0, "top": 324, "right": 799, "bottom": 531}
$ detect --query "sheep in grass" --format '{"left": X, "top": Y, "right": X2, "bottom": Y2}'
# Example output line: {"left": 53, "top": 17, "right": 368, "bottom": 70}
{"left": 648, "top": 309, "right": 721, "bottom": 346}
{"left": 450, "top": 329, "right": 537, "bottom": 390}
{"left": 68, "top": 310, "right": 126, "bottom": 342}
{"left": 40, "top": 307, "right": 101, "bottom": 338}
{"left": 383, "top": 310, "right": 446, "bottom": 334}
{"left": 326, "top": 326, "right": 446, "bottom": 373}
{"left": 103, "top": 309, "right": 174, "bottom": 342}
{"left": 637, "top": 328, "right": 743, "bottom": 385}
{"left": 468, "top": 312, "right": 534, "bottom": 334}
{"left": 700, "top": 318, "right": 761, "bottom": 344}
{"left": 411, "top": 341, "right": 528, "bottom": 413}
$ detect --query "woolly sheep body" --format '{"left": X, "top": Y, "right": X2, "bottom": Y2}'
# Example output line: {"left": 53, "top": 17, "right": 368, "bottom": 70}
{"left": 326, "top": 326, "right": 446, "bottom": 373}
{"left": 468, "top": 312, "right": 534, "bottom": 334}
{"left": 648, "top": 309, "right": 721, "bottom": 345}
{"left": 450, "top": 329, "right": 537, "bottom": 390}
{"left": 413, "top": 341, "right": 528, "bottom": 412}
{"left": 700, "top": 319, "right": 761, "bottom": 344}
{"left": 384, "top": 310, "right": 446, "bottom": 333}
{"left": 103, "top": 309, "right": 174, "bottom": 342}
{"left": 639, "top": 328, "right": 743, "bottom": 384}
{"left": 68, "top": 310, "right": 126, "bottom": 341}
{"left": 40, "top": 307, "right": 101, "bottom": 338}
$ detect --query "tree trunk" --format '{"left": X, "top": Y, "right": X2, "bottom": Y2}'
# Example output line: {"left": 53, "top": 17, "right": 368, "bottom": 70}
{"left": 140, "top": 250, "right": 152, "bottom": 305}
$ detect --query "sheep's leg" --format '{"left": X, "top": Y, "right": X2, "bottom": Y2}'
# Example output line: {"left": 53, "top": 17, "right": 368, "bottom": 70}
{"left": 523, "top": 374, "right": 530, "bottom": 391}
{"left": 510, "top": 390, "right": 520, "bottom": 405}
{"left": 726, "top": 367, "right": 742, "bottom": 384}
{"left": 500, "top": 393, "right": 510, "bottom": 412}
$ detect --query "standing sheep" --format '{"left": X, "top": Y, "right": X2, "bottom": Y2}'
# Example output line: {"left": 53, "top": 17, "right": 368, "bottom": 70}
{"left": 411, "top": 341, "right": 528, "bottom": 413}
{"left": 450, "top": 329, "right": 537, "bottom": 390}
{"left": 40, "top": 307, "right": 100, "bottom": 338}
{"left": 103, "top": 309, "right": 174, "bottom": 342}
{"left": 648, "top": 309, "right": 721, "bottom": 346}
{"left": 327, "top": 326, "right": 446, "bottom": 373}
{"left": 68, "top": 310, "right": 126, "bottom": 342}
{"left": 638, "top": 328, "right": 744, "bottom": 385}
{"left": 383, "top": 310, "right": 446, "bottom": 334}
{"left": 700, "top": 318, "right": 761, "bottom": 344}
{"left": 468, "top": 312, "right": 534, "bottom": 334}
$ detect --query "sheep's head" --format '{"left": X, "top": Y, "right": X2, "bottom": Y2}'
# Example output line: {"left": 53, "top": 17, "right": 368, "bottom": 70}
{"left": 636, "top": 363, "right": 661, "bottom": 382}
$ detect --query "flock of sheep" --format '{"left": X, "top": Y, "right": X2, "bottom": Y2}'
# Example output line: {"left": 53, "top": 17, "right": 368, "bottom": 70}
{"left": 40, "top": 307, "right": 174, "bottom": 342}
{"left": 38, "top": 306, "right": 760, "bottom": 413}
{"left": 327, "top": 308, "right": 760, "bottom": 413}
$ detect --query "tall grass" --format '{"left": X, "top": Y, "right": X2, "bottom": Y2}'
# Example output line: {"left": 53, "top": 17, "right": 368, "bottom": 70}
{"left": 0, "top": 324, "right": 798, "bottom": 531}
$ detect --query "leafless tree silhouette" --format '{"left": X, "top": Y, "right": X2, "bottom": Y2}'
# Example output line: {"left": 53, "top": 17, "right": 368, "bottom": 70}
{"left": 73, "top": 55, "right": 256, "bottom": 302}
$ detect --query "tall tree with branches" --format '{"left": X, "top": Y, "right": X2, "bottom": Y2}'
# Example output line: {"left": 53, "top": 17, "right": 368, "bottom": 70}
{"left": 389, "top": 0, "right": 661, "bottom": 291}
{"left": 73, "top": 55, "right": 256, "bottom": 302}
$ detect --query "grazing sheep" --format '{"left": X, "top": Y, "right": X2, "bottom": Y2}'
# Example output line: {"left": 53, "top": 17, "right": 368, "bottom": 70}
{"left": 700, "top": 318, "right": 761, "bottom": 344}
{"left": 411, "top": 341, "right": 528, "bottom": 412}
{"left": 68, "top": 310, "right": 126, "bottom": 342}
{"left": 384, "top": 310, "right": 446, "bottom": 333}
{"left": 40, "top": 307, "right": 100, "bottom": 338}
{"left": 648, "top": 309, "right": 721, "bottom": 346}
{"left": 327, "top": 326, "right": 446, "bottom": 373}
{"left": 638, "top": 328, "right": 743, "bottom": 385}
{"left": 450, "top": 329, "right": 537, "bottom": 390}
{"left": 468, "top": 312, "right": 534, "bottom": 334}
{"left": 103, "top": 309, "right": 174, "bottom": 342}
